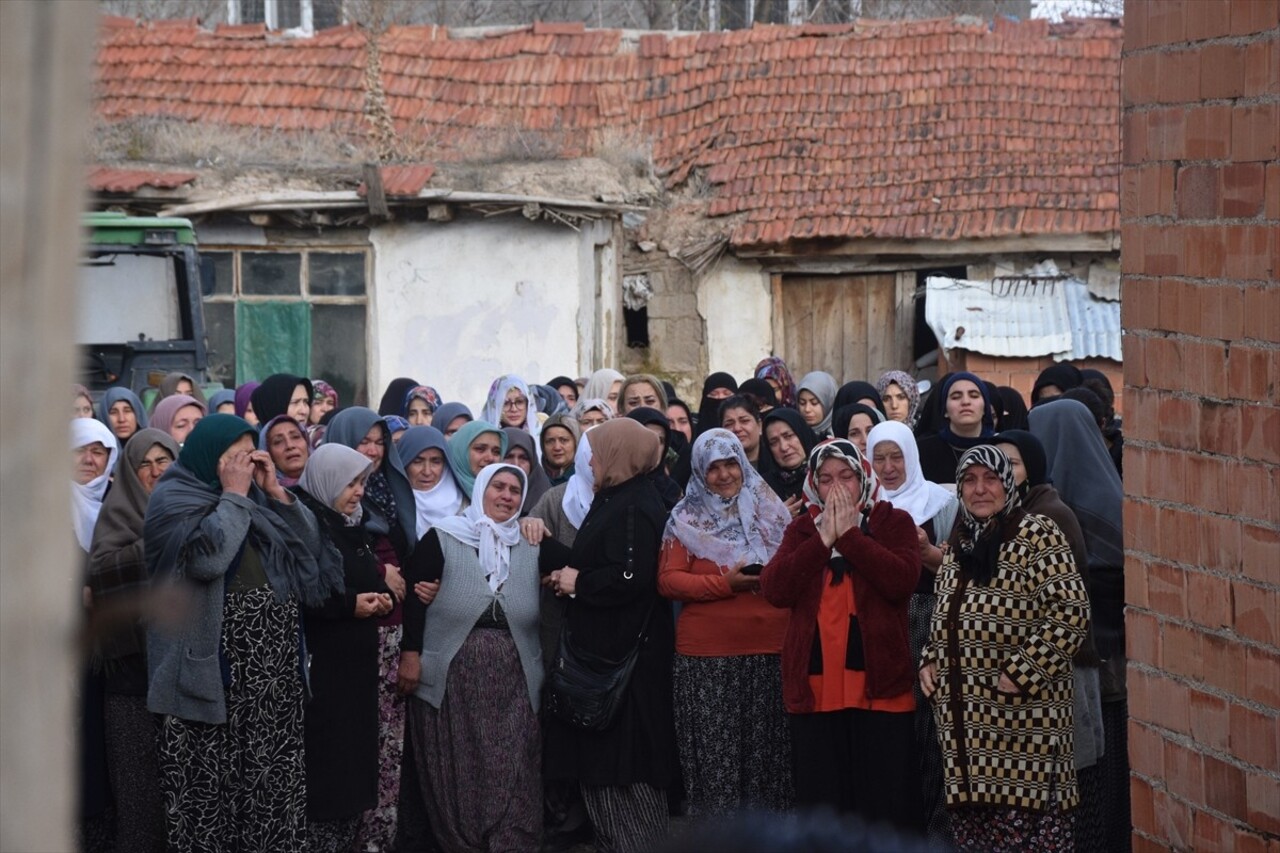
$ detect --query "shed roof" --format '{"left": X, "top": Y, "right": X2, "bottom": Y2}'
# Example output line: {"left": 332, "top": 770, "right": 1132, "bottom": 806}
{"left": 94, "top": 16, "right": 1122, "bottom": 248}
{"left": 924, "top": 272, "right": 1121, "bottom": 363}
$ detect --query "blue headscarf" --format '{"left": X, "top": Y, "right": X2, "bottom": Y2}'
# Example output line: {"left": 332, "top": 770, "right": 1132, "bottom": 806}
{"left": 321, "top": 407, "right": 417, "bottom": 547}
{"left": 97, "top": 386, "right": 149, "bottom": 439}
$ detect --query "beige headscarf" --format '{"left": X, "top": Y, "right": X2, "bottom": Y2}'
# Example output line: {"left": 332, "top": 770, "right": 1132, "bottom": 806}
{"left": 581, "top": 418, "right": 661, "bottom": 490}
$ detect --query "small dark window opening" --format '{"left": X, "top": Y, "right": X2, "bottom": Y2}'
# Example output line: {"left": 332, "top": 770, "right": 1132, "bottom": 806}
{"left": 623, "top": 273, "right": 653, "bottom": 349}
{"left": 624, "top": 306, "right": 650, "bottom": 348}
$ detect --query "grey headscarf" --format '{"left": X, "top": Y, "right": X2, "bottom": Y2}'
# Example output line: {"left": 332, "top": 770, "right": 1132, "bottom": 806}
{"left": 299, "top": 444, "right": 374, "bottom": 526}
{"left": 321, "top": 407, "right": 417, "bottom": 545}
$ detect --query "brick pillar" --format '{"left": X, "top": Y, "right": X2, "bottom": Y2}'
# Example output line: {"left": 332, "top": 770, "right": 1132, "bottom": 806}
{"left": 1121, "top": 1, "right": 1279, "bottom": 850}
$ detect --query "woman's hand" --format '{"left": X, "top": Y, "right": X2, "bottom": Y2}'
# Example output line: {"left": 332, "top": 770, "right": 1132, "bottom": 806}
{"left": 519, "top": 517, "right": 548, "bottom": 545}
{"left": 819, "top": 482, "right": 859, "bottom": 548}
{"left": 414, "top": 580, "right": 440, "bottom": 606}
{"left": 218, "top": 449, "right": 255, "bottom": 496}
{"left": 397, "top": 652, "right": 420, "bottom": 695}
{"left": 251, "top": 451, "right": 293, "bottom": 503}
{"left": 919, "top": 662, "right": 938, "bottom": 698}
{"left": 918, "top": 527, "right": 945, "bottom": 572}
{"left": 996, "top": 672, "right": 1022, "bottom": 695}
{"left": 783, "top": 494, "right": 805, "bottom": 518}
{"left": 550, "top": 568, "right": 579, "bottom": 597}
{"left": 383, "top": 564, "right": 406, "bottom": 602}
{"left": 724, "top": 565, "right": 760, "bottom": 594}
{"left": 355, "top": 589, "right": 389, "bottom": 614}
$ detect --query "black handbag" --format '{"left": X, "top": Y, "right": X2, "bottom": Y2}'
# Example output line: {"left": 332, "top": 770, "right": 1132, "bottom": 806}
{"left": 545, "top": 508, "right": 652, "bottom": 731}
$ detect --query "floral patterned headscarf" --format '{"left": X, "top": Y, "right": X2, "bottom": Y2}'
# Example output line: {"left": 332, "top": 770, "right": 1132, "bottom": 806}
{"left": 662, "top": 429, "right": 790, "bottom": 570}
{"left": 802, "top": 438, "right": 878, "bottom": 519}
{"left": 755, "top": 356, "right": 798, "bottom": 408}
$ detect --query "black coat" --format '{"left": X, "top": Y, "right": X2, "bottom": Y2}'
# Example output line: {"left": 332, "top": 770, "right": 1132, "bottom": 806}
{"left": 541, "top": 474, "right": 677, "bottom": 789}
{"left": 297, "top": 490, "right": 388, "bottom": 821}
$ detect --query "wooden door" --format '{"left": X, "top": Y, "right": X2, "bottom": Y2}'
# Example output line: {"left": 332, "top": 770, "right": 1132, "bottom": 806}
{"left": 771, "top": 273, "right": 908, "bottom": 383}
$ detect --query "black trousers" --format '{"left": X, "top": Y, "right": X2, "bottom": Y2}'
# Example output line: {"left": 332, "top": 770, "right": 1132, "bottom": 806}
{"left": 789, "top": 707, "right": 924, "bottom": 833}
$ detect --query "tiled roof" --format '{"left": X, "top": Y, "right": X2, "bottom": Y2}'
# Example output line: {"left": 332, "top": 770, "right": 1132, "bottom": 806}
{"left": 87, "top": 165, "right": 199, "bottom": 192}
{"left": 358, "top": 164, "right": 437, "bottom": 197}
{"left": 94, "top": 16, "right": 1121, "bottom": 248}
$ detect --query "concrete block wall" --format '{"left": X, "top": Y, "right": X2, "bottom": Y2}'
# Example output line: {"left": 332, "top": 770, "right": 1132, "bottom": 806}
{"left": 1121, "top": 1, "right": 1279, "bottom": 850}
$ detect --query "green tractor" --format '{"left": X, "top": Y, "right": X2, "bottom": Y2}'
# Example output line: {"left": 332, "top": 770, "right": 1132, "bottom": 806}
{"left": 79, "top": 212, "right": 215, "bottom": 407}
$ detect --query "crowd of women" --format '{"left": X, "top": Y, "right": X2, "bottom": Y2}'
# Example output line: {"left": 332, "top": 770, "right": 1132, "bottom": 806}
{"left": 72, "top": 357, "right": 1127, "bottom": 853}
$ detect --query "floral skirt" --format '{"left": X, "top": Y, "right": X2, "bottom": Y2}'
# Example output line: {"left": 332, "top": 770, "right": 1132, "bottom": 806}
{"left": 158, "top": 587, "right": 305, "bottom": 853}
{"left": 951, "top": 804, "right": 1073, "bottom": 853}
{"left": 353, "top": 622, "right": 405, "bottom": 852}
{"left": 673, "top": 653, "right": 792, "bottom": 815}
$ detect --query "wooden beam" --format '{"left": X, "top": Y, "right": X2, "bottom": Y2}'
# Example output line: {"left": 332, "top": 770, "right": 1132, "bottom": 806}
{"left": 363, "top": 163, "right": 390, "bottom": 219}
{"left": 1, "top": 2, "right": 96, "bottom": 850}
{"left": 737, "top": 232, "right": 1121, "bottom": 259}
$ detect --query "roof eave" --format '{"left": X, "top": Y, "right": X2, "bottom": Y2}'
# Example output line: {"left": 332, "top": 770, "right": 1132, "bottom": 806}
{"left": 734, "top": 231, "right": 1121, "bottom": 259}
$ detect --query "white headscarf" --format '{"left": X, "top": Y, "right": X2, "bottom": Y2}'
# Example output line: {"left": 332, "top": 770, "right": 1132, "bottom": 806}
{"left": 299, "top": 444, "right": 373, "bottom": 526}
{"left": 866, "top": 420, "right": 954, "bottom": 526}
{"left": 480, "top": 374, "right": 541, "bottom": 449}
{"left": 434, "top": 463, "right": 527, "bottom": 593}
{"left": 71, "top": 418, "right": 121, "bottom": 552}
{"left": 561, "top": 431, "right": 595, "bottom": 530}
{"left": 581, "top": 368, "right": 624, "bottom": 406}
{"left": 663, "top": 429, "right": 790, "bottom": 570}
{"left": 398, "top": 426, "right": 464, "bottom": 539}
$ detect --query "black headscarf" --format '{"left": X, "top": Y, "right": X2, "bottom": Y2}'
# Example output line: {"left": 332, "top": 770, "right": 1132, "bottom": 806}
{"left": 830, "top": 403, "right": 885, "bottom": 440}
{"left": 250, "top": 374, "right": 313, "bottom": 425}
{"left": 377, "top": 377, "right": 420, "bottom": 417}
{"left": 761, "top": 408, "right": 818, "bottom": 502}
{"left": 738, "top": 378, "right": 779, "bottom": 410}
{"left": 913, "top": 372, "right": 952, "bottom": 438}
{"left": 694, "top": 372, "right": 738, "bottom": 438}
{"left": 995, "top": 386, "right": 1030, "bottom": 431}
{"left": 625, "top": 406, "right": 682, "bottom": 509}
{"left": 991, "top": 429, "right": 1048, "bottom": 493}
{"left": 833, "top": 381, "right": 887, "bottom": 417}
{"left": 1031, "top": 363, "right": 1084, "bottom": 405}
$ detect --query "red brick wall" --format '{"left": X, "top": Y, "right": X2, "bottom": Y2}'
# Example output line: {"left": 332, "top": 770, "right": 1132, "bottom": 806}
{"left": 947, "top": 353, "right": 1125, "bottom": 415}
{"left": 1122, "top": 2, "right": 1279, "bottom": 850}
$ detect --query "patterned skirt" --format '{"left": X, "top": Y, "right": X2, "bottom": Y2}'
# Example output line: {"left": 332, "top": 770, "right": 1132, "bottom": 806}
{"left": 407, "top": 628, "right": 541, "bottom": 852}
{"left": 672, "top": 653, "right": 792, "bottom": 816}
{"left": 158, "top": 586, "right": 306, "bottom": 853}
{"left": 951, "top": 804, "right": 1073, "bottom": 853}
{"left": 353, "top": 622, "right": 405, "bottom": 852}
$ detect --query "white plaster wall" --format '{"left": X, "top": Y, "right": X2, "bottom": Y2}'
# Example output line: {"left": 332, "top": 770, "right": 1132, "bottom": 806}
{"left": 696, "top": 256, "right": 773, "bottom": 378}
{"left": 369, "top": 217, "right": 599, "bottom": 411}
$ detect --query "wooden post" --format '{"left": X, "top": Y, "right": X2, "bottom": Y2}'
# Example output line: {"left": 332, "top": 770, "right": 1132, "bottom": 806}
{"left": 0, "top": 2, "right": 97, "bottom": 849}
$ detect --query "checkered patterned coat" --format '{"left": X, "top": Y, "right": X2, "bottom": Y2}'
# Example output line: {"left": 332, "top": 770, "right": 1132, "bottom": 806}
{"left": 923, "top": 512, "right": 1089, "bottom": 812}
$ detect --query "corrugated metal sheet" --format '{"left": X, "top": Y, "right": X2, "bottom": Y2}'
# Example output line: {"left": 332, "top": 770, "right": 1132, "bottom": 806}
{"left": 925, "top": 276, "right": 1121, "bottom": 363}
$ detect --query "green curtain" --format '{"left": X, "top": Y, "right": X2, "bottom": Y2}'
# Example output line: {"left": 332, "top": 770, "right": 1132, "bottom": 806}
{"left": 235, "top": 301, "right": 310, "bottom": 385}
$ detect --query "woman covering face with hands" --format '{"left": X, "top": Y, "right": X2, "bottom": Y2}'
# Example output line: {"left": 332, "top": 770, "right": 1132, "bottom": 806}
{"left": 759, "top": 439, "right": 924, "bottom": 832}
{"left": 142, "top": 414, "right": 344, "bottom": 853}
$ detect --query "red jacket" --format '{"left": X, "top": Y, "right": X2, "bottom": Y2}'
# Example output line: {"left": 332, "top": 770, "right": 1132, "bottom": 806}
{"left": 760, "top": 503, "right": 921, "bottom": 714}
